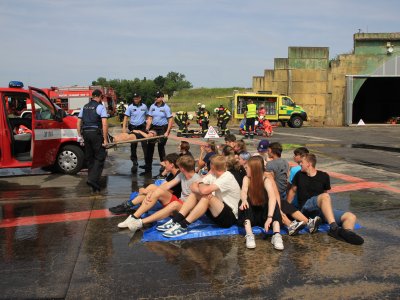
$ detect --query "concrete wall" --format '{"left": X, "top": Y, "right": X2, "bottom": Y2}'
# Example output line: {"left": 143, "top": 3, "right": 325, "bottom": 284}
{"left": 252, "top": 32, "right": 400, "bottom": 126}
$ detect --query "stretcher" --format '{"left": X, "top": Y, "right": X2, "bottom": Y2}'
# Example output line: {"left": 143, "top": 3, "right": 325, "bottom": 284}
{"left": 105, "top": 135, "right": 165, "bottom": 149}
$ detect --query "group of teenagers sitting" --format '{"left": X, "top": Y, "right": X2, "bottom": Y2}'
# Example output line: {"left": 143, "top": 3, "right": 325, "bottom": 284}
{"left": 109, "top": 134, "right": 364, "bottom": 250}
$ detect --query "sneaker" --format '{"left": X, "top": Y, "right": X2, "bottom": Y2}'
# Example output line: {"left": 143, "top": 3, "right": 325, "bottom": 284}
{"left": 245, "top": 234, "right": 256, "bottom": 249}
{"left": 117, "top": 215, "right": 135, "bottom": 228}
{"left": 152, "top": 174, "right": 166, "bottom": 180}
{"left": 271, "top": 233, "right": 284, "bottom": 250}
{"left": 156, "top": 219, "right": 176, "bottom": 232}
{"left": 109, "top": 203, "right": 129, "bottom": 214}
{"left": 127, "top": 218, "right": 143, "bottom": 233}
{"left": 328, "top": 227, "right": 364, "bottom": 245}
{"left": 288, "top": 220, "right": 306, "bottom": 236}
{"left": 163, "top": 223, "right": 188, "bottom": 238}
{"left": 307, "top": 216, "right": 322, "bottom": 234}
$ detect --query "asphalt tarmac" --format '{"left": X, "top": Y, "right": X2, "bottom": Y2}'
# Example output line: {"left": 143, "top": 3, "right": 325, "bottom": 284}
{"left": 1, "top": 125, "right": 400, "bottom": 299}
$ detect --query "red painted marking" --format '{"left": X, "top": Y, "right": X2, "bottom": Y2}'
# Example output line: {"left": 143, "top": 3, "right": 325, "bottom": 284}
{"left": 0, "top": 209, "right": 118, "bottom": 228}
{"left": 328, "top": 171, "right": 366, "bottom": 183}
{"left": 329, "top": 182, "right": 382, "bottom": 193}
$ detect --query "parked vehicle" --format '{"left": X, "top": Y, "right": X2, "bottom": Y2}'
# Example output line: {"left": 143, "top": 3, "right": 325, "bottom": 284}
{"left": 43, "top": 85, "right": 117, "bottom": 117}
{"left": 233, "top": 91, "right": 308, "bottom": 128}
{"left": 0, "top": 81, "right": 85, "bottom": 174}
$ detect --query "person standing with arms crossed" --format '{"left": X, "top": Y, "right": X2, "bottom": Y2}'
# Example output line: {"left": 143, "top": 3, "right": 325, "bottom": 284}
{"left": 244, "top": 99, "right": 257, "bottom": 139}
{"left": 140, "top": 91, "right": 173, "bottom": 176}
{"left": 77, "top": 89, "right": 109, "bottom": 194}
{"left": 123, "top": 92, "right": 148, "bottom": 173}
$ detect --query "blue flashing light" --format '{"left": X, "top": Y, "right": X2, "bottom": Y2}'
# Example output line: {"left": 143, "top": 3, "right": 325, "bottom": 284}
{"left": 9, "top": 81, "right": 24, "bottom": 88}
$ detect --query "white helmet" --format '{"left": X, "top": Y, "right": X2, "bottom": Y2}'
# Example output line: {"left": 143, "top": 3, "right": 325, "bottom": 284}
{"left": 201, "top": 104, "right": 206, "bottom": 109}
{"left": 197, "top": 102, "right": 201, "bottom": 106}
{"left": 119, "top": 101, "right": 124, "bottom": 105}
{"left": 188, "top": 114, "right": 194, "bottom": 120}
{"left": 214, "top": 107, "right": 219, "bottom": 113}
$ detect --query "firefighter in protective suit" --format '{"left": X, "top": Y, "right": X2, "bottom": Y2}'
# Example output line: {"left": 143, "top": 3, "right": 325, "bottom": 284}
{"left": 117, "top": 101, "right": 126, "bottom": 127}
{"left": 197, "top": 104, "right": 210, "bottom": 136}
{"left": 215, "top": 105, "right": 231, "bottom": 136}
{"left": 174, "top": 111, "right": 189, "bottom": 137}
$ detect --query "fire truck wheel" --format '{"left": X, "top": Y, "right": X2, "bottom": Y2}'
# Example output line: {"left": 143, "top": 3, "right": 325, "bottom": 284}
{"left": 55, "top": 145, "right": 84, "bottom": 175}
{"left": 289, "top": 115, "right": 303, "bottom": 128}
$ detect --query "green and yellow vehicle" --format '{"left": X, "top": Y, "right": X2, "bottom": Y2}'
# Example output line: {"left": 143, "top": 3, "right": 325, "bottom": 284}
{"left": 232, "top": 91, "right": 308, "bottom": 128}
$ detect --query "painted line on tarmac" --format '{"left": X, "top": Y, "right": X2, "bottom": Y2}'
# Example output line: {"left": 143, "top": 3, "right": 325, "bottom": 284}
{"left": 274, "top": 132, "right": 339, "bottom": 142}
{"left": 1, "top": 175, "right": 399, "bottom": 229}
{"left": 328, "top": 172, "right": 366, "bottom": 183}
{"left": 0, "top": 209, "right": 117, "bottom": 228}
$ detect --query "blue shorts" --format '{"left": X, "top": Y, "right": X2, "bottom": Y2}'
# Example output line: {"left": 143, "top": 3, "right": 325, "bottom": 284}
{"left": 301, "top": 195, "right": 345, "bottom": 225}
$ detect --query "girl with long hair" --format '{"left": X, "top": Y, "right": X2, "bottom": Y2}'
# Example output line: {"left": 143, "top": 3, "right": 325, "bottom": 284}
{"left": 239, "top": 157, "right": 284, "bottom": 250}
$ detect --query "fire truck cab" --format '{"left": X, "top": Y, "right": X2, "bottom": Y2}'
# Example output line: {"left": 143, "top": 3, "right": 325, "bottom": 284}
{"left": 0, "top": 81, "right": 85, "bottom": 174}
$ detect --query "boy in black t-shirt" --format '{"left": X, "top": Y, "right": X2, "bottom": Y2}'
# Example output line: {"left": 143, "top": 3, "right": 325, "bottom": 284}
{"left": 287, "top": 153, "right": 364, "bottom": 245}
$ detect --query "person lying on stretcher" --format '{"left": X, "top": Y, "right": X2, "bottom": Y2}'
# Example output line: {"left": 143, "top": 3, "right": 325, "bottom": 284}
{"left": 112, "top": 129, "right": 157, "bottom": 143}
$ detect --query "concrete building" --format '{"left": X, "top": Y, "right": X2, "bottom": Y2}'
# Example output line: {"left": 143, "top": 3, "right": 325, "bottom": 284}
{"left": 252, "top": 33, "right": 400, "bottom": 126}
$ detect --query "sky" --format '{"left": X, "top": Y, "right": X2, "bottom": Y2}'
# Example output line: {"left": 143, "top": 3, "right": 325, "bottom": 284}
{"left": 1, "top": 0, "right": 399, "bottom": 88}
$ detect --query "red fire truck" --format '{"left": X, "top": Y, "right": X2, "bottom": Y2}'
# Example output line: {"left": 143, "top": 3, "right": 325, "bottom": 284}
{"left": 44, "top": 85, "right": 117, "bottom": 117}
{"left": 0, "top": 81, "right": 85, "bottom": 175}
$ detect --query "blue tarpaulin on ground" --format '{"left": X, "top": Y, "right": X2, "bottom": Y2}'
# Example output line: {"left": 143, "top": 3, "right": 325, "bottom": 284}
{"left": 129, "top": 180, "right": 361, "bottom": 242}
{"left": 141, "top": 215, "right": 362, "bottom": 242}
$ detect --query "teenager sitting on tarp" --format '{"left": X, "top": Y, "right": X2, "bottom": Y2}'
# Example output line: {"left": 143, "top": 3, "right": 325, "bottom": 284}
{"left": 118, "top": 155, "right": 201, "bottom": 235}
{"left": 160, "top": 155, "right": 240, "bottom": 238}
{"left": 108, "top": 153, "right": 181, "bottom": 214}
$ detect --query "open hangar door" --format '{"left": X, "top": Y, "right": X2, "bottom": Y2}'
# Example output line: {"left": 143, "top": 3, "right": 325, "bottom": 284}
{"left": 353, "top": 77, "right": 400, "bottom": 123}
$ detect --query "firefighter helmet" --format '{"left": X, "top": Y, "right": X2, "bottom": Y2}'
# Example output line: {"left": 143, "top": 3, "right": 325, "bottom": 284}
{"left": 188, "top": 114, "right": 194, "bottom": 120}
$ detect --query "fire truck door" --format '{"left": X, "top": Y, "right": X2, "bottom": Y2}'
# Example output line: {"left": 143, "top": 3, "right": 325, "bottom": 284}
{"left": 29, "top": 87, "right": 61, "bottom": 168}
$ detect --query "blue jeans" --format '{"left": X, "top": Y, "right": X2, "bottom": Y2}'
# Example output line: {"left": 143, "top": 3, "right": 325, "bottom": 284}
{"left": 301, "top": 195, "right": 345, "bottom": 225}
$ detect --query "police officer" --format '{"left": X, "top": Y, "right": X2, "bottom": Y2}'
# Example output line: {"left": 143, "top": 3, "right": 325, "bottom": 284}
{"left": 123, "top": 93, "right": 148, "bottom": 173}
{"left": 141, "top": 91, "right": 173, "bottom": 176}
{"left": 77, "top": 89, "right": 109, "bottom": 194}
{"left": 244, "top": 99, "right": 257, "bottom": 139}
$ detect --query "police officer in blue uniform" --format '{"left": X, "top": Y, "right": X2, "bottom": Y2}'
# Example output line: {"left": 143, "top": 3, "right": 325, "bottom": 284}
{"left": 77, "top": 89, "right": 109, "bottom": 194}
{"left": 140, "top": 91, "right": 173, "bottom": 175}
{"left": 123, "top": 93, "right": 148, "bottom": 173}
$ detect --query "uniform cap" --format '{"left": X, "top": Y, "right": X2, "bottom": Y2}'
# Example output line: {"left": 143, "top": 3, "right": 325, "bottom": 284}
{"left": 155, "top": 91, "right": 164, "bottom": 98}
{"left": 257, "top": 140, "right": 270, "bottom": 152}
{"left": 92, "top": 89, "right": 103, "bottom": 97}
{"left": 133, "top": 93, "right": 141, "bottom": 98}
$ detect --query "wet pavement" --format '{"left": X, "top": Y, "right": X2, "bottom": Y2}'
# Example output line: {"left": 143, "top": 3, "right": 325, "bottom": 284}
{"left": 1, "top": 126, "right": 400, "bottom": 299}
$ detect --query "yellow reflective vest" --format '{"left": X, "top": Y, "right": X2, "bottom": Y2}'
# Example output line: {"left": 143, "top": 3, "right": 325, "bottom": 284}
{"left": 246, "top": 103, "right": 257, "bottom": 118}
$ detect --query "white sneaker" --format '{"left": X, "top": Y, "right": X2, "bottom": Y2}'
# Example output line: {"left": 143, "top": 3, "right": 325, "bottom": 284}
{"left": 245, "top": 234, "right": 256, "bottom": 249}
{"left": 307, "top": 216, "right": 322, "bottom": 234}
{"left": 156, "top": 219, "right": 175, "bottom": 232}
{"left": 288, "top": 220, "right": 306, "bottom": 236}
{"left": 271, "top": 233, "right": 284, "bottom": 250}
{"left": 118, "top": 215, "right": 135, "bottom": 228}
{"left": 128, "top": 218, "right": 143, "bottom": 233}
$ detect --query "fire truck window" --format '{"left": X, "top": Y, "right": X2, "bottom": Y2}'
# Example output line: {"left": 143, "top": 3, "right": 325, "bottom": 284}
{"left": 32, "top": 91, "right": 55, "bottom": 120}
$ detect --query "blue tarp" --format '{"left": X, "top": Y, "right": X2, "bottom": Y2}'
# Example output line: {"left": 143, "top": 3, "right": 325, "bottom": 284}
{"left": 129, "top": 180, "right": 361, "bottom": 242}
{"left": 141, "top": 215, "right": 362, "bottom": 242}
